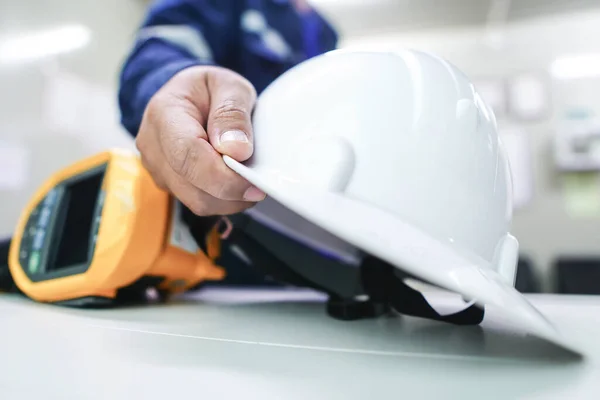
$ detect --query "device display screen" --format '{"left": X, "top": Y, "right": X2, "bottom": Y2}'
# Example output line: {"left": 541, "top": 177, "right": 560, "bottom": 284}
{"left": 47, "top": 170, "right": 104, "bottom": 271}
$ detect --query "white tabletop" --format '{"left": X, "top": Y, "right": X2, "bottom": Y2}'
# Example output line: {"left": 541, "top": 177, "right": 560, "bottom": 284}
{"left": 1, "top": 288, "right": 599, "bottom": 400}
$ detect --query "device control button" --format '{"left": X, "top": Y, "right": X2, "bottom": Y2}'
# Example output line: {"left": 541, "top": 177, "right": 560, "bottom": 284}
{"left": 27, "top": 226, "right": 36, "bottom": 238}
{"left": 33, "top": 230, "right": 45, "bottom": 250}
{"left": 28, "top": 252, "right": 40, "bottom": 274}
{"left": 39, "top": 207, "right": 51, "bottom": 227}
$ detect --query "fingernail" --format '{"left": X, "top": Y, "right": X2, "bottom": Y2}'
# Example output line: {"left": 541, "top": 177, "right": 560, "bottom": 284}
{"left": 220, "top": 130, "right": 249, "bottom": 144}
{"left": 243, "top": 186, "right": 266, "bottom": 202}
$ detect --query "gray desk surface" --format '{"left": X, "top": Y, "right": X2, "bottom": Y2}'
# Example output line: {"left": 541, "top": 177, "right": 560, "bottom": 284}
{"left": 1, "top": 288, "right": 599, "bottom": 400}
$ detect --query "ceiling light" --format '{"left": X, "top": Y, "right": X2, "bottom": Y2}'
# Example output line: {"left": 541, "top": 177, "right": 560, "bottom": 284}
{"left": 0, "top": 24, "right": 91, "bottom": 64}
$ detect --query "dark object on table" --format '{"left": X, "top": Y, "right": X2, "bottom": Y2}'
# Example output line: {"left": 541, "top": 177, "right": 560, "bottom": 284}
{"left": 554, "top": 257, "right": 600, "bottom": 294}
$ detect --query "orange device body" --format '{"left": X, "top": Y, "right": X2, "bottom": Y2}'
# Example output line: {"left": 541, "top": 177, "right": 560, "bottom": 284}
{"left": 8, "top": 149, "right": 225, "bottom": 305}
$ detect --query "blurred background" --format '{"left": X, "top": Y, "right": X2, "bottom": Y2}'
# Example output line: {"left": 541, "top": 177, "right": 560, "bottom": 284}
{"left": 1, "top": 0, "right": 600, "bottom": 294}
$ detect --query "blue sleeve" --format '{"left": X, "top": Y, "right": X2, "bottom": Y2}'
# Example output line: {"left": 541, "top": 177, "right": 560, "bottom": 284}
{"left": 118, "top": 0, "right": 240, "bottom": 137}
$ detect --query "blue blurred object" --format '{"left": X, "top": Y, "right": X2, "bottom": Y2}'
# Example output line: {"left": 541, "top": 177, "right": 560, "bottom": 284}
{"left": 118, "top": 0, "right": 338, "bottom": 137}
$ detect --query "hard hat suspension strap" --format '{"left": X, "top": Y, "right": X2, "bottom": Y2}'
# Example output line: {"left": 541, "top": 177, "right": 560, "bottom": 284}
{"left": 360, "top": 256, "right": 485, "bottom": 326}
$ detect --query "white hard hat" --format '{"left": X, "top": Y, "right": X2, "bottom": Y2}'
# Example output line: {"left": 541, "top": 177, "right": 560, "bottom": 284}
{"left": 225, "top": 50, "right": 580, "bottom": 354}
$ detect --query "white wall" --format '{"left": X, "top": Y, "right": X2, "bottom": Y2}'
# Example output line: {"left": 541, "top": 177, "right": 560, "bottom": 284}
{"left": 341, "top": 9, "right": 600, "bottom": 290}
{"left": 0, "top": 0, "right": 145, "bottom": 238}
{"left": 2, "top": 1, "right": 600, "bottom": 291}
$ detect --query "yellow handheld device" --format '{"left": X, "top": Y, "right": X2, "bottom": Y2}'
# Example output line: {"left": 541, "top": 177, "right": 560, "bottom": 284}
{"left": 7, "top": 149, "right": 225, "bottom": 306}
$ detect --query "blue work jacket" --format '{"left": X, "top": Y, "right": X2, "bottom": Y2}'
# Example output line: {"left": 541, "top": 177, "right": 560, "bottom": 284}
{"left": 118, "top": 0, "right": 339, "bottom": 136}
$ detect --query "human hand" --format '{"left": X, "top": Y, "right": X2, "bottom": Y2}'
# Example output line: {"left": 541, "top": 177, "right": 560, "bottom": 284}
{"left": 136, "top": 66, "right": 266, "bottom": 216}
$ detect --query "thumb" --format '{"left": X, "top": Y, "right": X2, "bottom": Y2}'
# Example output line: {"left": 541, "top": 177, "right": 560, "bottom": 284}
{"left": 206, "top": 69, "right": 257, "bottom": 162}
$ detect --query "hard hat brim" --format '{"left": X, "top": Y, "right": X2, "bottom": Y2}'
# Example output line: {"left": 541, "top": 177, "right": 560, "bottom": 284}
{"left": 224, "top": 156, "right": 583, "bottom": 356}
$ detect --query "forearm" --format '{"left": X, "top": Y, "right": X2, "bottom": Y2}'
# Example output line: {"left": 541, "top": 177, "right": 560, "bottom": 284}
{"left": 118, "top": 40, "right": 206, "bottom": 136}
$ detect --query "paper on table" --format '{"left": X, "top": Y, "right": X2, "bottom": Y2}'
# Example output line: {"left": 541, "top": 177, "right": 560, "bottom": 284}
{"left": 0, "top": 142, "right": 30, "bottom": 190}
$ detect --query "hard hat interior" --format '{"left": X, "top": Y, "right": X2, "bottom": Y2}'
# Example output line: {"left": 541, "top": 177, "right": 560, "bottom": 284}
{"left": 217, "top": 209, "right": 485, "bottom": 325}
